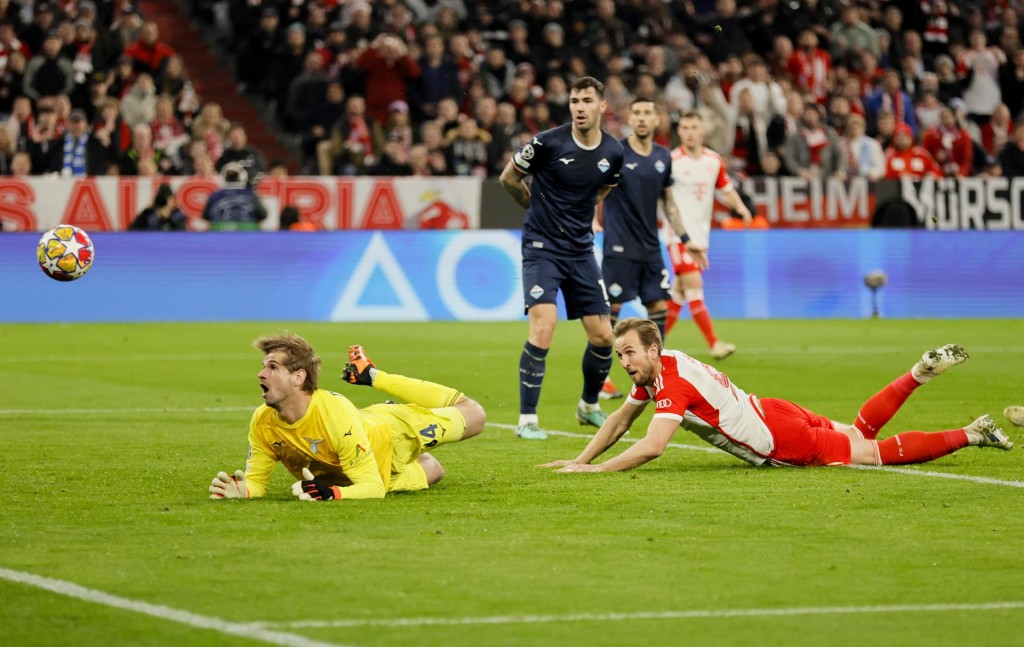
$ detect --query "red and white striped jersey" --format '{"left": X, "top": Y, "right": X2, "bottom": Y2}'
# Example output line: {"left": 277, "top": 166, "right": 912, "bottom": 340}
{"left": 627, "top": 350, "right": 773, "bottom": 466}
{"left": 668, "top": 146, "right": 732, "bottom": 250}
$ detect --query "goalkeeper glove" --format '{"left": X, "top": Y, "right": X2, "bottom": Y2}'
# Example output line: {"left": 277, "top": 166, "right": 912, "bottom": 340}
{"left": 291, "top": 467, "right": 342, "bottom": 501}
{"left": 209, "top": 470, "right": 248, "bottom": 499}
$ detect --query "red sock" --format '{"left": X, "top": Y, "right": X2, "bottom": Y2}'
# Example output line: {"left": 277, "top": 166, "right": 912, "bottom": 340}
{"left": 688, "top": 299, "right": 718, "bottom": 347}
{"left": 876, "top": 430, "right": 969, "bottom": 465}
{"left": 665, "top": 299, "right": 682, "bottom": 335}
{"left": 854, "top": 372, "right": 921, "bottom": 439}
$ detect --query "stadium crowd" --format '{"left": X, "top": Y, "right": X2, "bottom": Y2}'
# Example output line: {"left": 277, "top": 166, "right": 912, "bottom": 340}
{"left": 4, "top": 0, "right": 1024, "bottom": 180}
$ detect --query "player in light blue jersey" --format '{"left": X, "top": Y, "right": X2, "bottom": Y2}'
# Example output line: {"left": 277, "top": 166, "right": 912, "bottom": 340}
{"left": 597, "top": 97, "right": 706, "bottom": 399}
{"left": 499, "top": 76, "right": 625, "bottom": 440}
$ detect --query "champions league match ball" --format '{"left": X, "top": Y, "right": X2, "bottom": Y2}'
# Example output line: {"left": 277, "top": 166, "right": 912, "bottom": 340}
{"left": 37, "top": 224, "right": 94, "bottom": 281}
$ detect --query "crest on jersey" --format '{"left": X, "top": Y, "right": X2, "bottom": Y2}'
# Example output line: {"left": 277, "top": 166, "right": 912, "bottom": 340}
{"left": 520, "top": 144, "right": 535, "bottom": 160}
{"left": 597, "top": 158, "right": 610, "bottom": 172}
{"left": 530, "top": 284, "right": 544, "bottom": 299}
{"left": 608, "top": 283, "right": 623, "bottom": 298}
{"left": 303, "top": 436, "right": 324, "bottom": 454}
{"left": 655, "top": 160, "right": 666, "bottom": 173}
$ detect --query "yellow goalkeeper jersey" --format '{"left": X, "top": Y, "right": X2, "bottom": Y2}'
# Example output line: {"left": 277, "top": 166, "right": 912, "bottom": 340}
{"left": 245, "top": 389, "right": 394, "bottom": 499}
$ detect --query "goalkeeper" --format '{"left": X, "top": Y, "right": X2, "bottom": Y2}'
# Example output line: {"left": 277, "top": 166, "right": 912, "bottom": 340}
{"left": 210, "top": 332, "right": 485, "bottom": 501}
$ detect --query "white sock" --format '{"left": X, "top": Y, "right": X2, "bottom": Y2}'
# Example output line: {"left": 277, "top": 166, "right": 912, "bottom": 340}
{"left": 578, "top": 400, "right": 600, "bottom": 413}
{"left": 518, "top": 414, "right": 539, "bottom": 426}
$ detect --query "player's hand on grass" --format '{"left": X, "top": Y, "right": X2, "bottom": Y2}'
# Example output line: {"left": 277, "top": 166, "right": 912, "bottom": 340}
{"left": 555, "top": 463, "right": 602, "bottom": 473}
{"left": 291, "top": 467, "right": 342, "bottom": 501}
{"left": 209, "top": 470, "right": 248, "bottom": 499}
{"left": 537, "top": 459, "right": 579, "bottom": 469}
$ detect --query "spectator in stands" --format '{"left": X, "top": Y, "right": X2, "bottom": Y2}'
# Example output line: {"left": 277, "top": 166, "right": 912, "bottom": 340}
{"left": 480, "top": 45, "right": 514, "bottom": 100}
{"left": 0, "top": 125, "right": 14, "bottom": 173}
{"left": 106, "top": 56, "right": 137, "bottom": 99}
{"left": 729, "top": 56, "right": 786, "bottom": 124}
{"left": 934, "top": 54, "right": 963, "bottom": 105}
{"left": 120, "top": 123, "right": 163, "bottom": 175}
{"left": 124, "top": 22, "right": 176, "bottom": 83}
{"left": 24, "top": 31, "right": 74, "bottom": 102}
{"left": 535, "top": 22, "right": 570, "bottom": 84}
{"left": 922, "top": 106, "right": 974, "bottom": 178}
{"left": 354, "top": 32, "right": 421, "bottom": 126}
{"left": 158, "top": 55, "right": 189, "bottom": 104}
{"left": 93, "top": 97, "right": 131, "bottom": 159}
{"left": 788, "top": 28, "right": 833, "bottom": 104}
{"left": 27, "top": 106, "right": 59, "bottom": 173}
{"left": 0, "top": 20, "right": 31, "bottom": 79}
{"left": 366, "top": 135, "right": 413, "bottom": 176}
{"left": 782, "top": 101, "right": 847, "bottom": 180}
{"left": 830, "top": 2, "right": 880, "bottom": 65}
{"left": 130, "top": 184, "right": 187, "bottom": 231}
{"left": 866, "top": 68, "right": 917, "bottom": 136}
{"left": 844, "top": 113, "right": 885, "bottom": 181}
{"left": 269, "top": 23, "right": 311, "bottom": 112}
{"left": 120, "top": 71, "right": 156, "bottom": 128}
{"left": 914, "top": 85, "right": 944, "bottom": 131}
{"left": 46, "top": 108, "right": 107, "bottom": 176}
{"left": 999, "top": 47, "right": 1024, "bottom": 121}
{"left": 22, "top": 3, "right": 56, "bottom": 55}
{"left": 980, "top": 102, "right": 1014, "bottom": 158}
{"left": 883, "top": 122, "right": 941, "bottom": 180}
{"left": 413, "top": 33, "right": 461, "bottom": 121}
{"left": 504, "top": 19, "right": 532, "bottom": 67}
{"left": 202, "top": 162, "right": 266, "bottom": 231}
{"left": 384, "top": 99, "right": 414, "bottom": 151}
{"left": 285, "top": 51, "right": 328, "bottom": 133}
{"left": 150, "top": 95, "right": 188, "bottom": 171}
{"left": 215, "top": 123, "right": 265, "bottom": 181}
{"left": 4, "top": 95, "right": 32, "bottom": 150}
{"left": 997, "top": 122, "right": 1024, "bottom": 178}
{"left": 191, "top": 101, "right": 229, "bottom": 164}
{"left": 302, "top": 81, "right": 346, "bottom": 173}
{"left": 186, "top": 142, "right": 217, "bottom": 179}
{"left": 958, "top": 29, "right": 1006, "bottom": 124}
{"left": 445, "top": 116, "right": 489, "bottom": 177}
{"left": 237, "top": 6, "right": 280, "bottom": 97}
{"left": 112, "top": 8, "right": 144, "bottom": 58}
{"left": 318, "top": 94, "right": 381, "bottom": 176}
{"left": 10, "top": 150, "right": 31, "bottom": 176}
{"left": 0, "top": 50, "right": 26, "bottom": 115}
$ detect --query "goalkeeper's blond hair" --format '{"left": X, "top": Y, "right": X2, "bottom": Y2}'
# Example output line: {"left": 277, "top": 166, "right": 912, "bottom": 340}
{"left": 254, "top": 331, "right": 321, "bottom": 392}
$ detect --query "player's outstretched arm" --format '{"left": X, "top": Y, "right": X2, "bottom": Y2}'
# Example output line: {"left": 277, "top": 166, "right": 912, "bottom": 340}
{"left": 557, "top": 418, "right": 676, "bottom": 473}
{"left": 539, "top": 403, "right": 643, "bottom": 469}
{"left": 209, "top": 470, "right": 249, "bottom": 499}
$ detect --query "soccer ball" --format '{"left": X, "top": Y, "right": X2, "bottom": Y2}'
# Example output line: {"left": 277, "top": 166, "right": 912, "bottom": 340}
{"left": 37, "top": 224, "right": 94, "bottom": 281}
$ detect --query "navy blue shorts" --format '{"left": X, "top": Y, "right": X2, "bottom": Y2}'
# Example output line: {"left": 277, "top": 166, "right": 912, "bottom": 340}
{"left": 601, "top": 256, "right": 671, "bottom": 305}
{"left": 522, "top": 252, "right": 610, "bottom": 319}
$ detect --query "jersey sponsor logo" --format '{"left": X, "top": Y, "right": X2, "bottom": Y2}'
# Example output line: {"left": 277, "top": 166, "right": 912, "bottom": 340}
{"left": 624, "top": 162, "right": 639, "bottom": 170}
{"left": 303, "top": 436, "right": 324, "bottom": 454}
{"left": 608, "top": 282, "right": 623, "bottom": 297}
{"left": 597, "top": 158, "right": 610, "bottom": 172}
{"left": 529, "top": 284, "right": 545, "bottom": 299}
{"left": 655, "top": 160, "right": 666, "bottom": 173}
{"left": 656, "top": 398, "right": 673, "bottom": 409}
{"left": 558, "top": 157, "right": 575, "bottom": 165}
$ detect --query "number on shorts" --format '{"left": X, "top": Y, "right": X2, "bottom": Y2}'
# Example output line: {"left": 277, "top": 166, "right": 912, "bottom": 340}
{"left": 660, "top": 269, "right": 671, "bottom": 290}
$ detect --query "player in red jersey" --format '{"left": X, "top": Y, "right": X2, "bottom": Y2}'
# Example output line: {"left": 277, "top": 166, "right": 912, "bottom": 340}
{"left": 883, "top": 123, "right": 942, "bottom": 180}
{"left": 541, "top": 318, "right": 1012, "bottom": 473}
{"left": 665, "top": 111, "right": 752, "bottom": 360}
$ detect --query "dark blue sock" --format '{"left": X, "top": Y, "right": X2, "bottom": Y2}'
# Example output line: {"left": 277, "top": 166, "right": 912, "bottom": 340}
{"left": 519, "top": 341, "right": 548, "bottom": 414}
{"left": 581, "top": 343, "right": 613, "bottom": 404}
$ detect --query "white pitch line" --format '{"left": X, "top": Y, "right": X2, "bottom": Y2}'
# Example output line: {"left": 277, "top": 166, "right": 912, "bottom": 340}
{"left": 265, "top": 601, "right": 1024, "bottom": 629}
{"left": 0, "top": 567, "right": 348, "bottom": 647}
{"left": 491, "top": 423, "right": 1024, "bottom": 489}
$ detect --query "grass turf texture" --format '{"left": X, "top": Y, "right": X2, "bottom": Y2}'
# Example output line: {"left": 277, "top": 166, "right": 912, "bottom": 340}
{"left": 0, "top": 320, "right": 1022, "bottom": 647}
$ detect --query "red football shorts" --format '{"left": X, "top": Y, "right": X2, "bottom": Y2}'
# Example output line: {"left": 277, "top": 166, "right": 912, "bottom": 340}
{"left": 668, "top": 242, "right": 703, "bottom": 275}
{"left": 759, "top": 397, "right": 852, "bottom": 466}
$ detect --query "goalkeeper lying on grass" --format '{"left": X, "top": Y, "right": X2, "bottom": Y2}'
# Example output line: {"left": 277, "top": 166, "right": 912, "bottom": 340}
{"left": 210, "top": 332, "right": 485, "bottom": 501}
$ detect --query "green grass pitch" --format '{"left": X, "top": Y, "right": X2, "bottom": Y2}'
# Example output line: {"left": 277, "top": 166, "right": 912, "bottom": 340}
{"left": 0, "top": 320, "right": 1022, "bottom": 647}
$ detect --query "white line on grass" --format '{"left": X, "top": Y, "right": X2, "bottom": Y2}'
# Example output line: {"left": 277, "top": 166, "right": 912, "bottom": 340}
{"left": 490, "top": 423, "right": 1024, "bottom": 489}
{"left": 265, "top": 601, "right": 1024, "bottom": 629}
{"left": 0, "top": 567, "right": 347, "bottom": 647}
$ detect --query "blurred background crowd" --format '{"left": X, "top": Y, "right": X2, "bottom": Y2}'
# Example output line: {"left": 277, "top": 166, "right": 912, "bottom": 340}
{"left": 4, "top": 0, "right": 1024, "bottom": 182}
